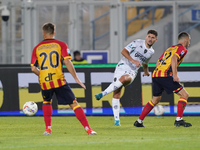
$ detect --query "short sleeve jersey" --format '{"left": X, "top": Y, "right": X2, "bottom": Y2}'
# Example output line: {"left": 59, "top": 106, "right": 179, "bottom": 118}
{"left": 152, "top": 44, "right": 187, "bottom": 77}
{"left": 31, "top": 39, "right": 71, "bottom": 90}
{"left": 118, "top": 39, "right": 154, "bottom": 71}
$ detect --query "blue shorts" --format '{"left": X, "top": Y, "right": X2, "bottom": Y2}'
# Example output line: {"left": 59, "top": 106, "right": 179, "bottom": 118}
{"left": 152, "top": 76, "right": 183, "bottom": 96}
{"left": 42, "top": 83, "right": 76, "bottom": 105}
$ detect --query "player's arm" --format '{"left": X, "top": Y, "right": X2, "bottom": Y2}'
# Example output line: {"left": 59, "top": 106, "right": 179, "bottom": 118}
{"left": 142, "top": 55, "right": 152, "bottom": 76}
{"left": 156, "top": 61, "right": 160, "bottom": 67}
{"left": 142, "top": 63, "right": 150, "bottom": 76}
{"left": 171, "top": 54, "right": 179, "bottom": 82}
{"left": 63, "top": 58, "right": 86, "bottom": 89}
{"left": 30, "top": 48, "right": 39, "bottom": 76}
{"left": 121, "top": 48, "right": 141, "bottom": 67}
{"left": 31, "top": 66, "right": 39, "bottom": 76}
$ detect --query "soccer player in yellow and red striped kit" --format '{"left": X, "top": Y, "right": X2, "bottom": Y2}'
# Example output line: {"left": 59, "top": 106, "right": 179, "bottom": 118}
{"left": 134, "top": 32, "right": 192, "bottom": 127}
{"left": 31, "top": 23, "right": 97, "bottom": 135}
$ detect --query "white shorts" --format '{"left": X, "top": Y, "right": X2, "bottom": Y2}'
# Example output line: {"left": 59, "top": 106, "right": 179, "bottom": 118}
{"left": 113, "top": 64, "right": 137, "bottom": 86}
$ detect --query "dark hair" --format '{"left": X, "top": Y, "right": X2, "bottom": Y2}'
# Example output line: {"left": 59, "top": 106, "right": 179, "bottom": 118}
{"left": 147, "top": 30, "right": 158, "bottom": 37}
{"left": 178, "top": 32, "right": 190, "bottom": 41}
{"left": 42, "top": 23, "right": 55, "bottom": 35}
{"left": 73, "top": 51, "right": 81, "bottom": 57}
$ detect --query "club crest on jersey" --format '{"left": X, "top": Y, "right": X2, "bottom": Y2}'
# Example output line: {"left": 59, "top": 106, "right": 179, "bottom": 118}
{"left": 144, "top": 49, "right": 147, "bottom": 54}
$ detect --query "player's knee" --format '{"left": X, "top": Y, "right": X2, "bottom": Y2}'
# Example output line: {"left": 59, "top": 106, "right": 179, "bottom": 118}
{"left": 119, "top": 75, "right": 131, "bottom": 83}
{"left": 154, "top": 99, "right": 160, "bottom": 105}
{"left": 70, "top": 101, "right": 80, "bottom": 110}
{"left": 152, "top": 96, "right": 161, "bottom": 105}
{"left": 184, "top": 92, "right": 189, "bottom": 99}
{"left": 180, "top": 92, "right": 189, "bottom": 100}
{"left": 120, "top": 75, "right": 132, "bottom": 86}
{"left": 73, "top": 100, "right": 78, "bottom": 105}
{"left": 119, "top": 76, "right": 125, "bottom": 83}
{"left": 125, "top": 75, "right": 132, "bottom": 81}
{"left": 186, "top": 92, "right": 189, "bottom": 99}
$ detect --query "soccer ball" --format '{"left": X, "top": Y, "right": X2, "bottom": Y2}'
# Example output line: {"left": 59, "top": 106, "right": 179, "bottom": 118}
{"left": 154, "top": 105, "right": 165, "bottom": 116}
{"left": 23, "top": 101, "right": 38, "bottom": 116}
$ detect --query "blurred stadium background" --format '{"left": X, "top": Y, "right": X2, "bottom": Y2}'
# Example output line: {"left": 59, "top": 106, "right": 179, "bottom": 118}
{"left": 0, "top": 0, "right": 200, "bottom": 116}
{"left": 1, "top": 0, "right": 200, "bottom": 64}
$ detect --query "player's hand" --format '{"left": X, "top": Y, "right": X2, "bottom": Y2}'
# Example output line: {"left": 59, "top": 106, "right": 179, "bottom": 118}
{"left": 143, "top": 72, "right": 150, "bottom": 77}
{"left": 75, "top": 78, "right": 86, "bottom": 89}
{"left": 173, "top": 75, "right": 179, "bottom": 82}
{"left": 133, "top": 60, "right": 141, "bottom": 67}
{"left": 79, "top": 82, "right": 86, "bottom": 90}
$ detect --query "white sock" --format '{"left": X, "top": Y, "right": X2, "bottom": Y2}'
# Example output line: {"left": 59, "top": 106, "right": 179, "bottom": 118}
{"left": 137, "top": 119, "right": 142, "bottom": 124}
{"left": 112, "top": 98, "right": 120, "bottom": 121}
{"left": 102, "top": 80, "right": 123, "bottom": 96}
{"left": 176, "top": 117, "right": 182, "bottom": 121}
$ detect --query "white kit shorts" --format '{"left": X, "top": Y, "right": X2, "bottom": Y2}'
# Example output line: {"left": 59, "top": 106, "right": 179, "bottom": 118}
{"left": 113, "top": 63, "right": 137, "bottom": 86}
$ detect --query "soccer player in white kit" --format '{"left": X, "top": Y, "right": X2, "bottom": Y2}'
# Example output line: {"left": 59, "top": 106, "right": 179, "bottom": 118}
{"left": 95, "top": 30, "right": 158, "bottom": 126}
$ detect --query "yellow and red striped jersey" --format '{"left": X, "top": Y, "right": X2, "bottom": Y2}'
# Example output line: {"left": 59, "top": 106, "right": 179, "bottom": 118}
{"left": 152, "top": 44, "right": 187, "bottom": 77}
{"left": 31, "top": 39, "right": 71, "bottom": 90}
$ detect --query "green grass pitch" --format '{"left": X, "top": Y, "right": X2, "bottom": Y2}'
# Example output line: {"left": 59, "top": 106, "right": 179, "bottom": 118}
{"left": 0, "top": 116, "right": 200, "bottom": 150}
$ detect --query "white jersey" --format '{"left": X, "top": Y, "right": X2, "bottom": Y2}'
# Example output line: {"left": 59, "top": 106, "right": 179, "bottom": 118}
{"left": 117, "top": 39, "right": 155, "bottom": 72}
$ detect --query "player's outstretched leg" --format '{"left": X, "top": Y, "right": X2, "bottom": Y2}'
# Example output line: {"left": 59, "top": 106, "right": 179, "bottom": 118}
{"left": 71, "top": 102, "right": 97, "bottom": 135}
{"left": 95, "top": 80, "right": 123, "bottom": 100}
{"left": 95, "top": 74, "right": 133, "bottom": 101}
{"left": 134, "top": 100, "right": 155, "bottom": 127}
{"left": 42, "top": 101, "right": 52, "bottom": 135}
{"left": 174, "top": 97, "right": 192, "bottom": 127}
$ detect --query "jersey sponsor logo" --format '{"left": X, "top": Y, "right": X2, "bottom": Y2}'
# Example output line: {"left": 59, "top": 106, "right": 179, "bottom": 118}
{"left": 180, "top": 50, "right": 185, "bottom": 56}
{"left": 45, "top": 73, "right": 56, "bottom": 81}
{"left": 135, "top": 52, "right": 147, "bottom": 62}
